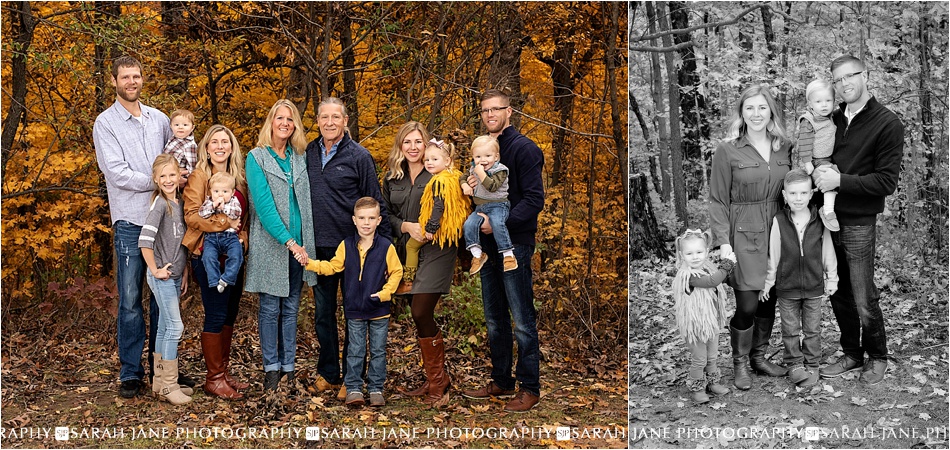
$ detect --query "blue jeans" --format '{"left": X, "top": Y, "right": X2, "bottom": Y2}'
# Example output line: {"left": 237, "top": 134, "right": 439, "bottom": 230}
{"left": 312, "top": 246, "right": 347, "bottom": 384}
{"left": 344, "top": 317, "right": 389, "bottom": 393}
{"left": 114, "top": 221, "right": 159, "bottom": 382}
{"left": 202, "top": 231, "right": 243, "bottom": 288}
{"left": 779, "top": 297, "right": 822, "bottom": 368}
{"left": 258, "top": 253, "right": 302, "bottom": 373}
{"left": 146, "top": 273, "right": 183, "bottom": 360}
{"left": 479, "top": 241, "right": 540, "bottom": 396}
{"left": 191, "top": 257, "right": 244, "bottom": 333}
{"left": 829, "top": 224, "right": 887, "bottom": 361}
{"left": 464, "top": 202, "right": 513, "bottom": 253}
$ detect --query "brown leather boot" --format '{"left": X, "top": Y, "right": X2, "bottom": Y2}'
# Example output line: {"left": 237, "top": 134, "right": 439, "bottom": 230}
{"left": 202, "top": 332, "right": 243, "bottom": 399}
{"left": 399, "top": 336, "right": 430, "bottom": 397}
{"left": 750, "top": 317, "right": 788, "bottom": 377}
{"left": 422, "top": 331, "right": 450, "bottom": 407}
{"left": 221, "top": 325, "right": 250, "bottom": 390}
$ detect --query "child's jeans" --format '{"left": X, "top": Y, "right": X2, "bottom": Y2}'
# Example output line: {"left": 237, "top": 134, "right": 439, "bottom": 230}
{"left": 202, "top": 231, "right": 243, "bottom": 287}
{"left": 146, "top": 273, "right": 183, "bottom": 360}
{"left": 779, "top": 297, "right": 822, "bottom": 368}
{"left": 685, "top": 338, "right": 720, "bottom": 381}
{"left": 345, "top": 317, "right": 389, "bottom": 394}
{"left": 464, "top": 201, "right": 512, "bottom": 253}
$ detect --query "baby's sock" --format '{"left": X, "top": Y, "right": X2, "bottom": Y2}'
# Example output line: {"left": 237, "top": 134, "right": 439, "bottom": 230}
{"left": 502, "top": 250, "right": 514, "bottom": 258}
{"left": 470, "top": 246, "right": 483, "bottom": 258}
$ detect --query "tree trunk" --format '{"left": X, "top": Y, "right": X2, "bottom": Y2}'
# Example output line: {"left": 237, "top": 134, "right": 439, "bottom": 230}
{"left": 1, "top": 1, "right": 35, "bottom": 178}
{"left": 606, "top": 2, "right": 626, "bottom": 195}
{"left": 660, "top": 1, "right": 688, "bottom": 230}
{"left": 646, "top": 1, "right": 671, "bottom": 202}
{"left": 487, "top": 3, "right": 525, "bottom": 129}
{"left": 94, "top": 1, "right": 121, "bottom": 277}
{"left": 917, "top": 9, "right": 944, "bottom": 250}
{"left": 629, "top": 173, "right": 670, "bottom": 259}
{"left": 760, "top": 4, "right": 777, "bottom": 79}
{"left": 669, "top": 2, "right": 709, "bottom": 166}
{"left": 340, "top": 8, "right": 359, "bottom": 141}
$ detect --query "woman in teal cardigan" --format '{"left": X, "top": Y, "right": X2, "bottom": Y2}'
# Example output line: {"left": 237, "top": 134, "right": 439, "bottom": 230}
{"left": 245, "top": 99, "right": 318, "bottom": 391}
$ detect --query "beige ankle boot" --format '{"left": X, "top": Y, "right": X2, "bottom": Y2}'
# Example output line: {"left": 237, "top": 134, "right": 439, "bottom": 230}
{"left": 157, "top": 357, "right": 192, "bottom": 405}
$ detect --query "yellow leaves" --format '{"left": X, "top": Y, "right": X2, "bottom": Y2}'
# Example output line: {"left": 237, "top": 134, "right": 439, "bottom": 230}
{"left": 259, "top": 40, "right": 283, "bottom": 60}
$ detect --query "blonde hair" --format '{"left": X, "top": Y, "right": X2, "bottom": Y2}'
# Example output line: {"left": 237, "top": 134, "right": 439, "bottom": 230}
{"left": 385, "top": 121, "right": 431, "bottom": 180}
{"left": 470, "top": 135, "right": 500, "bottom": 158}
{"left": 256, "top": 99, "right": 308, "bottom": 155}
{"left": 195, "top": 124, "right": 246, "bottom": 192}
{"left": 725, "top": 84, "right": 788, "bottom": 151}
{"left": 169, "top": 109, "right": 195, "bottom": 126}
{"left": 805, "top": 79, "right": 834, "bottom": 103}
{"left": 150, "top": 153, "right": 179, "bottom": 214}
{"left": 209, "top": 171, "right": 236, "bottom": 190}
{"left": 425, "top": 140, "right": 455, "bottom": 166}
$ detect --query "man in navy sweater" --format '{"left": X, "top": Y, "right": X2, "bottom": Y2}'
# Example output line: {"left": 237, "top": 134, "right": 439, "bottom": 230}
{"left": 306, "top": 97, "right": 390, "bottom": 398}
{"left": 461, "top": 89, "right": 545, "bottom": 412}
{"left": 814, "top": 55, "right": 903, "bottom": 385}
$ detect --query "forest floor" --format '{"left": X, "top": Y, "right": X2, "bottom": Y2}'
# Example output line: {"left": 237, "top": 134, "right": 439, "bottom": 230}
{"left": 1, "top": 290, "right": 627, "bottom": 449}
{"left": 628, "top": 237, "right": 950, "bottom": 449}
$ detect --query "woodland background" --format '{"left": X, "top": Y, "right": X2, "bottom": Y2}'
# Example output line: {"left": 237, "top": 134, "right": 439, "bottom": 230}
{"left": 628, "top": 2, "right": 948, "bottom": 448}
{"left": 1, "top": 2, "right": 627, "bottom": 448}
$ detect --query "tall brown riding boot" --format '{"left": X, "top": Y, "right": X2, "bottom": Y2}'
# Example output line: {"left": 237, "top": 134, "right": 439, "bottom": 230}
{"left": 422, "top": 331, "right": 450, "bottom": 407}
{"left": 730, "top": 325, "right": 753, "bottom": 390}
{"left": 221, "top": 325, "right": 250, "bottom": 390}
{"left": 202, "top": 332, "right": 243, "bottom": 399}
{"left": 399, "top": 336, "right": 430, "bottom": 397}
{"left": 750, "top": 317, "right": 788, "bottom": 376}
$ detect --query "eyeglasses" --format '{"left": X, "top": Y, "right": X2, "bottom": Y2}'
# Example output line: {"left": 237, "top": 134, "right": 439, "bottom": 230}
{"left": 833, "top": 71, "right": 864, "bottom": 86}
{"left": 479, "top": 106, "right": 509, "bottom": 115}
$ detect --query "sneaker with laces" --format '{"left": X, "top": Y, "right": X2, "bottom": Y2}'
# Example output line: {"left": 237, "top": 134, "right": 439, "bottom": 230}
{"left": 461, "top": 381, "right": 516, "bottom": 399}
{"left": 503, "top": 390, "right": 539, "bottom": 413}
{"left": 502, "top": 256, "right": 518, "bottom": 272}
{"left": 345, "top": 391, "right": 365, "bottom": 407}
{"left": 859, "top": 359, "right": 887, "bottom": 385}
{"left": 470, "top": 254, "right": 488, "bottom": 275}
{"left": 369, "top": 391, "right": 385, "bottom": 407}
{"left": 819, "top": 354, "right": 863, "bottom": 378}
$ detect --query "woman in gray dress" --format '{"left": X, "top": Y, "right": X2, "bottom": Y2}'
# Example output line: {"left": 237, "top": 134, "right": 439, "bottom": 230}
{"left": 382, "top": 121, "right": 456, "bottom": 407}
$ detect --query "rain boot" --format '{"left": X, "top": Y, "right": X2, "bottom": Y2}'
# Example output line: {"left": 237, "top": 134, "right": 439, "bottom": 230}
{"left": 221, "top": 325, "right": 249, "bottom": 390}
{"left": 202, "top": 332, "right": 243, "bottom": 399}
{"left": 750, "top": 317, "right": 788, "bottom": 376}
{"left": 422, "top": 331, "right": 450, "bottom": 407}
{"left": 730, "top": 325, "right": 753, "bottom": 390}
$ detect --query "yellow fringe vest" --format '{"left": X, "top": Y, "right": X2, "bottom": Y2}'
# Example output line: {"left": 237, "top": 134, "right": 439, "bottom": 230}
{"left": 419, "top": 169, "right": 470, "bottom": 249}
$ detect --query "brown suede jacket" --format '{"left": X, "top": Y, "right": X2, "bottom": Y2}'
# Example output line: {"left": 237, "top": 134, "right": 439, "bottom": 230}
{"left": 182, "top": 167, "right": 249, "bottom": 256}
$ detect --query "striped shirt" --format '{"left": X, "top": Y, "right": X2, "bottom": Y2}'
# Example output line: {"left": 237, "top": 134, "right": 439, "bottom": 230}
{"left": 94, "top": 100, "right": 171, "bottom": 226}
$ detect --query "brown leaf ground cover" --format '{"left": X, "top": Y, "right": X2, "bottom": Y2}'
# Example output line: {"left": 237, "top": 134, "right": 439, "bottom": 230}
{"left": 628, "top": 251, "right": 950, "bottom": 449}
{"left": 1, "top": 292, "right": 627, "bottom": 449}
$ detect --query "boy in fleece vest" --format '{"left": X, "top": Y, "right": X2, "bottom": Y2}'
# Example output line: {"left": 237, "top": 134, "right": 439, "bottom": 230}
{"left": 296, "top": 197, "right": 402, "bottom": 408}
{"left": 760, "top": 170, "right": 838, "bottom": 388}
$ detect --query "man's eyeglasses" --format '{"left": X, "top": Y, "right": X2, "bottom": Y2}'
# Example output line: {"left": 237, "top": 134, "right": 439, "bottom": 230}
{"left": 833, "top": 71, "right": 864, "bottom": 86}
{"left": 479, "top": 106, "right": 509, "bottom": 115}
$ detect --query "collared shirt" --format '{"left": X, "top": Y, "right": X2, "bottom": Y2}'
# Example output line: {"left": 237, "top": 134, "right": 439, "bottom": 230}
{"left": 163, "top": 135, "right": 197, "bottom": 172}
{"left": 93, "top": 100, "right": 171, "bottom": 226}
{"left": 844, "top": 103, "right": 865, "bottom": 124}
{"left": 318, "top": 138, "right": 341, "bottom": 168}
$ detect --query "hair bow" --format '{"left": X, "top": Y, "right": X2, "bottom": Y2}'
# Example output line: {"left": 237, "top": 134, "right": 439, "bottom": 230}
{"left": 428, "top": 138, "right": 445, "bottom": 149}
{"left": 681, "top": 228, "right": 704, "bottom": 238}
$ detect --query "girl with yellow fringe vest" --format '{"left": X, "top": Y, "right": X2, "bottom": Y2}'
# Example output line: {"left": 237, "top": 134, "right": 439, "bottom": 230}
{"left": 397, "top": 139, "right": 470, "bottom": 294}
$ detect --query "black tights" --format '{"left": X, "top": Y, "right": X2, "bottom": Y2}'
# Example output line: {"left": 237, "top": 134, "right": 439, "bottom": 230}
{"left": 411, "top": 293, "right": 442, "bottom": 338}
{"left": 730, "top": 288, "right": 777, "bottom": 330}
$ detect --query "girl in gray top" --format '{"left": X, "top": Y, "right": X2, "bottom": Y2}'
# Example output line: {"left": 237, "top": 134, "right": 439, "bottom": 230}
{"left": 138, "top": 154, "right": 191, "bottom": 405}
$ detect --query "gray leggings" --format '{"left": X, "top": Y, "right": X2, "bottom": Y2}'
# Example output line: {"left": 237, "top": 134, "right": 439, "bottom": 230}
{"left": 686, "top": 338, "right": 720, "bottom": 380}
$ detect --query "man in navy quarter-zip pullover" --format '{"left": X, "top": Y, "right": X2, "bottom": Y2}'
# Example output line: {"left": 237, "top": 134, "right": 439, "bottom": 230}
{"left": 813, "top": 55, "right": 903, "bottom": 385}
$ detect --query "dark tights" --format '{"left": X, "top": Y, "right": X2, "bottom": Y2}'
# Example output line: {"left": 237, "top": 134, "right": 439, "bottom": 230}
{"left": 411, "top": 293, "right": 441, "bottom": 338}
{"left": 730, "top": 288, "right": 777, "bottom": 330}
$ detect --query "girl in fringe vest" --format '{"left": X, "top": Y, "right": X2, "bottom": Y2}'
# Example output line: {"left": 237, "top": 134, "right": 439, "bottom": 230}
{"left": 672, "top": 229, "right": 735, "bottom": 403}
{"left": 397, "top": 139, "right": 470, "bottom": 293}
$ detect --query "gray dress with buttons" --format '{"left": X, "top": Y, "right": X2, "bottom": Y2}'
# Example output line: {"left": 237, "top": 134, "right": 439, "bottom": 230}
{"left": 382, "top": 166, "right": 457, "bottom": 295}
{"left": 709, "top": 135, "right": 792, "bottom": 291}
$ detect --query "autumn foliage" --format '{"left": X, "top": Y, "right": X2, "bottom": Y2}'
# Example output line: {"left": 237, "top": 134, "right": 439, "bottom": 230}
{"left": 1, "top": 2, "right": 627, "bottom": 360}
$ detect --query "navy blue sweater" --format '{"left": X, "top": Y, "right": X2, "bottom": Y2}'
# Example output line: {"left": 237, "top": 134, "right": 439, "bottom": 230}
{"left": 491, "top": 126, "right": 545, "bottom": 246}
{"left": 830, "top": 96, "right": 903, "bottom": 226}
{"left": 306, "top": 134, "right": 390, "bottom": 247}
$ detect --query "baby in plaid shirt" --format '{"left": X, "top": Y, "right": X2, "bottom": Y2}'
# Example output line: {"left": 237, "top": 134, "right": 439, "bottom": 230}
{"left": 198, "top": 171, "right": 244, "bottom": 293}
{"left": 164, "top": 109, "right": 198, "bottom": 179}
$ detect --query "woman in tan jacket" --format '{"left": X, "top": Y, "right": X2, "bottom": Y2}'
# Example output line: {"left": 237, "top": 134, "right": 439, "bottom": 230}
{"left": 182, "top": 124, "right": 249, "bottom": 399}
